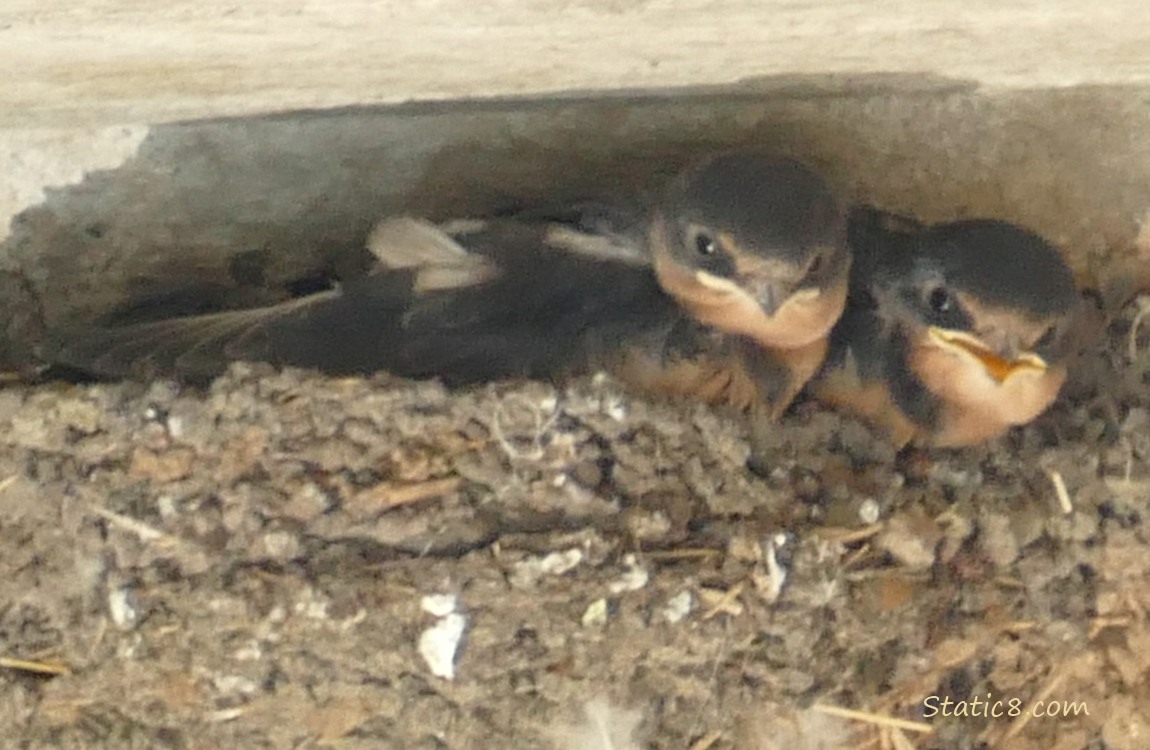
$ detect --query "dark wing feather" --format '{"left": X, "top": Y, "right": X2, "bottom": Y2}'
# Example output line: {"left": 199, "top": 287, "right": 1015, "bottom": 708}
{"left": 49, "top": 220, "right": 679, "bottom": 385}
{"left": 392, "top": 224, "right": 675, "bottom": 383}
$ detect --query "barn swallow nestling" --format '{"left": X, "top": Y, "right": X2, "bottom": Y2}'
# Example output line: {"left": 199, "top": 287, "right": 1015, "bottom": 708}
{"left": 49, "top": 153, "right": 849, "bottom": 429}
{"left": 810, "top": 208, "right": 1078, "bottom": 449}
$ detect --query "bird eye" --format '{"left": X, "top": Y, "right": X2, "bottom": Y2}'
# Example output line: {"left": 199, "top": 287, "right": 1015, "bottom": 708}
{"left": 926, "top": 286, "right": 952, "bottom": 314}
{"left": 1035, "top": 325, "right": 1057, "bottom": 349}
{"left": 694, "top": 231, "right": 716, "bottom": 256}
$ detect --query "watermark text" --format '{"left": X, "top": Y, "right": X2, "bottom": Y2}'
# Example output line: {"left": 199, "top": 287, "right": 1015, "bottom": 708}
{"left": 923, "top": 694, "right": 1088, "bottom": 720}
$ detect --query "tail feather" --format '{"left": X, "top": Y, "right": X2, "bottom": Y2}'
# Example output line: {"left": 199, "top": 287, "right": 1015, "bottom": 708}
{"left": 49, "top": 289, "right": 344, "bottom": 381}
{"left": 48, "top": 223, "right": 677, "bottom": 386}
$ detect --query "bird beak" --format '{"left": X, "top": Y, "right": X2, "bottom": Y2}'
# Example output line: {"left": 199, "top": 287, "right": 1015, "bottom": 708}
{"left": 742, "top": 275, "right": 784, "bottom": 317}
{"left": 927, "top": 327, "right": 1047, "bottom": 382}
{"left": 741, "top": 273, "right": 824, "bottom": 322}
{"left": 692, "top": 270, "right": 802, "bottom": 318}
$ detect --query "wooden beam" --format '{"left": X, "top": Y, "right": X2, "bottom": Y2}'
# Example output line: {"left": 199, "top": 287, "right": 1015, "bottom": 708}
{"left": 3, "top": 0, "right": 1149, "bottom": 128}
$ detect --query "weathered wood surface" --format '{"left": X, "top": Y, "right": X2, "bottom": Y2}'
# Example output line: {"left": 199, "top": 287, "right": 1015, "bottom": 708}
{"left": 4, "top": 0, "right": 1149, "bottom": 128}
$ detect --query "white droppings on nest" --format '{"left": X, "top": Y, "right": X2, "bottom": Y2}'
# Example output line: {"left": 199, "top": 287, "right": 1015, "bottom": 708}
{"left": 581, "top": 598, "right": 609, "bottom": 627}
{"left": 166, "top": 415, "right": 186, "bottom": 440}
{"left": 603, "top": 396, "right": 628, "bottom": 423}
{"left": 156, "top": 494, "right": 179, "bottom": 521}
{"left": 662, "top": 590, "right": 694, "bottom": 624}
{"left": 608, "top": 554, "right": 649, "bottom": 594}
{"left": 293, "top": 587, "right": 331, "bottom": 620}
{"left": 510, "top": 548, "right": 585, "bottom": 589}
{"left": 420, "top": 592, "right": 459, "bottom": 618}
{"left": 261, "top": 530, "right": 301, "bottom": 561}
{"left": 419, "top": 614, "right": 467, "bottom": 680}
{"left": 752, "top": 534, "right": 790, "bottom": 603}
{"left": 625, "top": 510, "right": 672, "bottom": 542}
{"left": 212, "top": 674, "right": 260, "bottom": 698}
{"left": 857, "top": 497, "right": 881, "bottom": 525}
{"left": 418, "top": 593, "right": 467, "bottom": 680}
{"left": 587, "top": 371, "right": 629, "bottom": 422}
{"left": 107, "top": 585, "right": 139, "bottom": 630}
{"left": 233, "top": 639, "right": 263, "bottom": 661}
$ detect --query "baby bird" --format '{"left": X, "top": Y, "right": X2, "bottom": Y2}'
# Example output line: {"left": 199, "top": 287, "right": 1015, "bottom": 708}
{"left": 811, "top": 208, "right": 1078, "bottom": 448}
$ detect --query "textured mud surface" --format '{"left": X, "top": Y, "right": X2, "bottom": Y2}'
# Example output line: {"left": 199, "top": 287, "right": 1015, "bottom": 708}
{"left": 1, "top": 296, "right": 1148, "bottom": 749}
